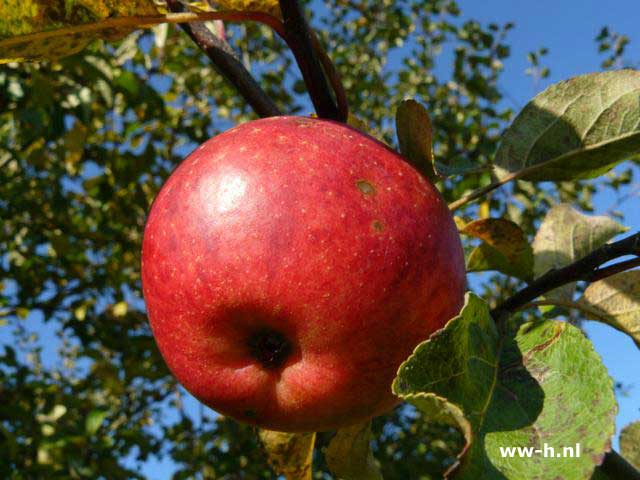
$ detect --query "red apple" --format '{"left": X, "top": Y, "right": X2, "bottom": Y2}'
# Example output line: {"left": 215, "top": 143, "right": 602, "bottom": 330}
{"left": 141, "top": 116, "right": 465, "bottom": 432}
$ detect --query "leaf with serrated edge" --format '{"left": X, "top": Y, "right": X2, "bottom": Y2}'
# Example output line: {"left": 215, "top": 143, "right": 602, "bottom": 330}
{"left": 533, "top": 204, "right": 627, "bottom": 301}
{"left": 401, "top": 393, "right": 472, "bottom": 477}
{"left": 0, "top": 0, "right": 164, "bottom": 63}
{"left": 578, "top": 271, "right": 640, "bottom": 349}
{"left": 495, "top": 70, "right": 640, "bottom": 181}
{"left": 324, "top": 422, "right": 383, "bottom": 480}
{"left": 396, "top": 99, "right": 437, "bottom": 181}
{"left": 620, "top": 421, "right": 640, "bottom": 469}
{"left": 462, "top": 218, "right": 533, "bottom": 281}
{"left": 259, "top": 430, "right": 315, "bottom": 480}
{"left": 393, "top": 293, "right": 617, "bottom": 479}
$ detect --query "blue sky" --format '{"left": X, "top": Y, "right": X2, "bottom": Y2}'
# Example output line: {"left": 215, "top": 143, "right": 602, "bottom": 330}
{"left": 2, "top": 1, "right": 639, "bottom": 478}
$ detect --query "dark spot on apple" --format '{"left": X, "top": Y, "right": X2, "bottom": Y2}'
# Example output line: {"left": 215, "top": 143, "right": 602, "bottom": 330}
{"left": 244, "top": 409, "right": 257, "bottom": 418}
{"left": 356, "top": 179, "right": 376, "bottom": 196}
{"left": 372, "top": 220, "right": 384, "bottom": 232}
{"left": 248, "top": 328, "right": 292, "bottom": 370}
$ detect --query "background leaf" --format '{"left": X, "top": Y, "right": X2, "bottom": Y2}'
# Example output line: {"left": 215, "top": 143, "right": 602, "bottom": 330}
{"left": 324, "top": 422, "right": 384, "bottom": 480}
{"left": 495, "top": 70, "right": 640, "bottom": 181}
{"left": 461, "top": 218, "right": 533, "bottom": 281}
{"left": 259, "top": 430, "right": 315, "bottom": 480}
{"left": 533, "top": 204, "right": 627, "bottom": 301}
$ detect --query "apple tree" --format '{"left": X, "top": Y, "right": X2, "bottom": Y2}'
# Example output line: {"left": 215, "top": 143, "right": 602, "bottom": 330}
{"left": 1, "top": 1, "right": 639, "bottom": 479}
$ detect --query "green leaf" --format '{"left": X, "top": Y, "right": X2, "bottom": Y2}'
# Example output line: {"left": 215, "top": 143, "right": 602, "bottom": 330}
{"left": 85, "top": 409, "right": 109, "bottom": 435}
{"left": 393, "top": 293, "right": 617, "bottom": 479}
{"left": 62, "top": 121, "right": 88, "bottom": 171}
{"left": 396, "top": 99, "right": 437, "bottom": 181}
{"left": 258, "top": 430, "right": 315, "bottom": 480}
{"left": 578, "top": 271, "right": 640, "bottom": 349}
{"left": 620, "top": 421, "right": 640, "bottom": 469}
{"left": 495, "top": 70, "right": 640, "bottom": 181}
{"left": 461, "top": 218, "right": 533, "bottom": 281}
{"left": 324, "top": 422, "right": 383, "bottom": 480}
{"left": 533, "top": 204, "right": 627, "bottom": 301}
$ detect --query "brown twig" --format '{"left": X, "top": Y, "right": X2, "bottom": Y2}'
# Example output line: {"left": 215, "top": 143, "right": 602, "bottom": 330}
{"left": 309, "top": 31, "right": 349, "bottom": 121}
{"left": 587, "top": 257, "right": 640, "bottom": 282}
{"left": 278, "top": 0, "right": 344, "bottom": 121}
{"left": 449, "top": 168, "right": 521, "bottom": 211}
{"left": 166, "top": 1, "right": 281, "bottom": 118}
{"left": 491, "top": 231, "right": 640, "bottom": 320}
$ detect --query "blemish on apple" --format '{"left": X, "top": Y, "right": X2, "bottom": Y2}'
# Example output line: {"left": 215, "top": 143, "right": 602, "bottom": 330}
{"left": 372, "top": 220, "right": 385, "bottom": 232}
{"left": 356, "top": 179, "right": 376, "bottom": 196}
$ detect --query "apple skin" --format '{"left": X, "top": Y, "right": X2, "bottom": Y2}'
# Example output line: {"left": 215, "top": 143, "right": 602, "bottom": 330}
{"left": 141, "top": 116, "right": 465, "bottom": 433}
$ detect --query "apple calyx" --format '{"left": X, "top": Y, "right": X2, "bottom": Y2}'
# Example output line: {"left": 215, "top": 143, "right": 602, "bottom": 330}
{"left": 248, "top": 328, "right": 292, "bottom": 369}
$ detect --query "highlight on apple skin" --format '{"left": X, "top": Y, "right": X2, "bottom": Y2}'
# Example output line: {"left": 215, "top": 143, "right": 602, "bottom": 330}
{"left": 141, "top": 116, "right": 466, "bottom": 433}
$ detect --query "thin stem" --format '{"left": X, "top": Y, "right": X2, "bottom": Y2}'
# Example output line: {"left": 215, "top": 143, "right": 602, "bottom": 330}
{"left": 491, "top": 231, "right": 640, "bottom": 321}
{"left": 449, "top": 168, "right": 519, "bottom": 211}
{"left": 309, "top": 30, "right": 349, "bottom": 120}
{"left": 166, "top": 1, "right": 281, "bottom": 117}
{"left": 279, "top": 0, "right": 344, "bottom": 121}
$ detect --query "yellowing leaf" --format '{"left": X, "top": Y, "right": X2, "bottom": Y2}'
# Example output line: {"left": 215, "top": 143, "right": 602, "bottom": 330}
{"left": 533, "top": 204, "right": 627, "bottom": 301}
{"left": 578, "top": 271, "right": 640, "bottom": 349}
{"left": 213, "top": 0, "right": 280, "bottom": 17}
{"left": 259, "top": 430, "right": 315, "bottom": 480}
{"left": 324, "top": 422, "right": 383, "bottom": 480}
{"left": 0, "top": 0, "right": 165, "bottom": 63}
{"left": 461, "top": 218, "right": 533, "bottom": 281}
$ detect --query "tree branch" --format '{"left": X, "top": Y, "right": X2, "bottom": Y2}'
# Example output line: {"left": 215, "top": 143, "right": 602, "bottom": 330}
{"left": 597, "top": 449, "right": 640, "bottom": 480}
{"left": 166, "top": 0, "right": 281, "bottom": 118}
{"left": 491, "top": 231, "right": 640, "bottom": 320}
{"left": 279, "top": 0, "right": 344, "bottom": 121}
{"left": 586, "top": 257, "right": 640, "bottom": 283}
